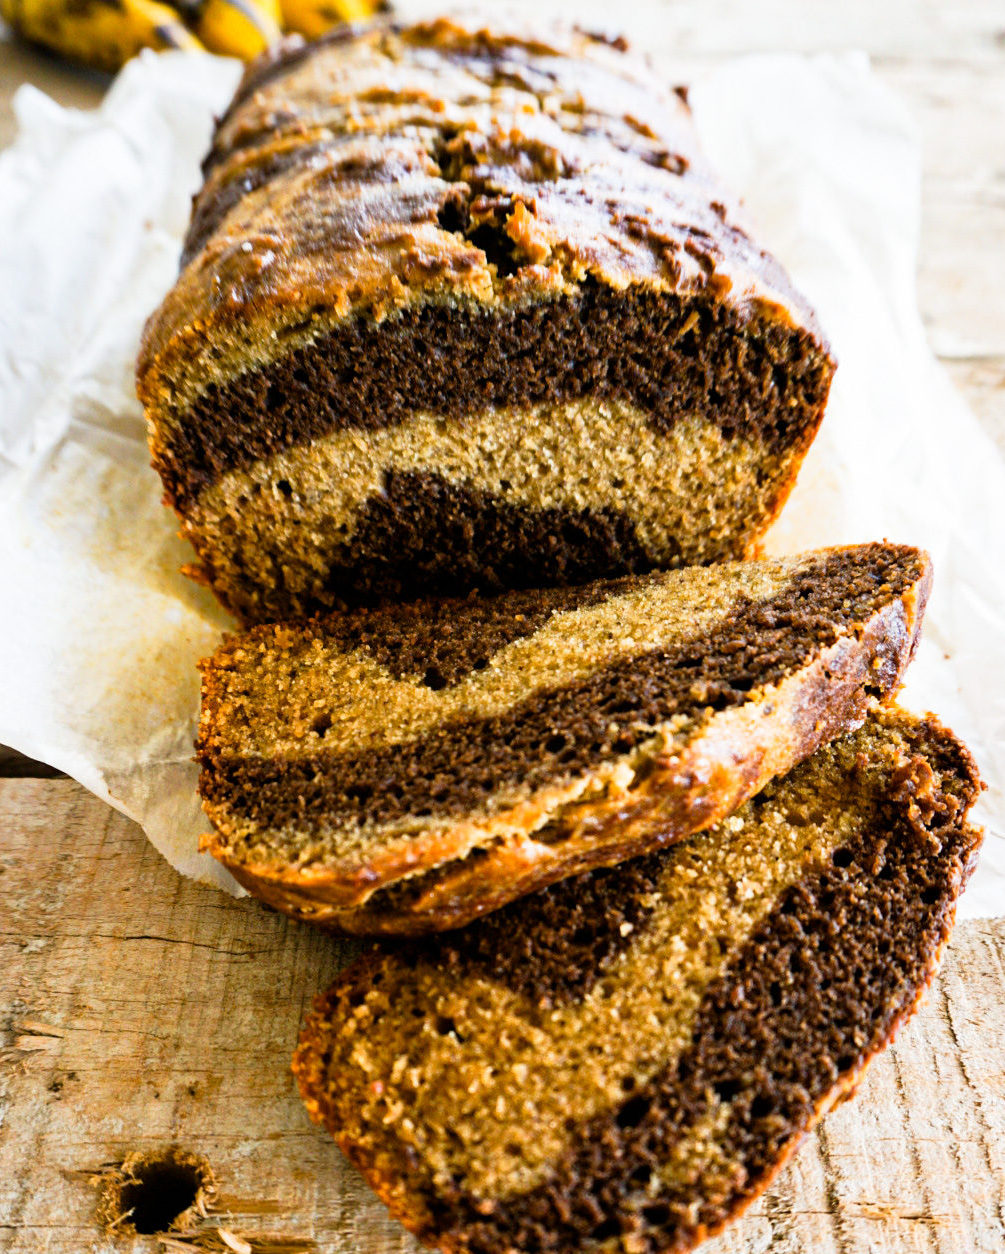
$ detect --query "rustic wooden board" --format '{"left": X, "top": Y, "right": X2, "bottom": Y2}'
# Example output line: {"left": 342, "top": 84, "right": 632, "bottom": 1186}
{"left": 1, "top": 780, "right": 1003, "bottom": 1254}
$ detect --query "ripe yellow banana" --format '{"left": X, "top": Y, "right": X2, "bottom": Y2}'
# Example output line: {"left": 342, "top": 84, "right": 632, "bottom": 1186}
{"left": 0, "top": 0, "right": 204, "bottom": 72}
{"left": 187, "top": 0, "right": 282, "bottom": 60}
{"left": 0, "top": 0, "right": 384, "bottom": 72}
{"left": 279, "top": 0, "right": 381, "bottom": 41}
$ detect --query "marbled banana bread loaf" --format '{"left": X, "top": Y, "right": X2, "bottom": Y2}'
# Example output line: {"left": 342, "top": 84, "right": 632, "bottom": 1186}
{"left": 293, "top": 709, "right": 982, "bottom": 1254}
{"left": 197, "top": 543, "right": 930, "bottom": 933}
{"left": 139, "top": 13, "right": 835, "bottom": 623}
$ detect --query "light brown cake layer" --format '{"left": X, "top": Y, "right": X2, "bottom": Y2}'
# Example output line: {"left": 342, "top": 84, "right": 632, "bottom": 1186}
{"left": 323, "top": 775, "right": 854, "bottom": 1202}
{"left": 184, "top": 399, "right": 797, "bottom": 623}
{"left": 293, "top": 710, "right": 982, "bottom": 1253}
{"left": 198, "top": 544, "right": 930, "bottom": 933}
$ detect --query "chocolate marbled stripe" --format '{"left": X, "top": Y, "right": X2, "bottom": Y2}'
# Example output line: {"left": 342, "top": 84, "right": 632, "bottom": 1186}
{"left": 159, "top": 286, "right": 833, "bottom": 513}
{"left": 439, "top": 720, "right": 981, "bottom": 1253}
{"left": 300, "top": 470, "right": 657, "bottom": 616}
{"left": 309, "top": 577, "right": 623, "bottom": 687}
{"left": 199, "top": 547, "right": 927, "bottom": 832}
{"left": 402, "top": 844, "right": 670, "bottom": 1006}
{"left": 201, "top": 463, "right": 659, "bottom": 624}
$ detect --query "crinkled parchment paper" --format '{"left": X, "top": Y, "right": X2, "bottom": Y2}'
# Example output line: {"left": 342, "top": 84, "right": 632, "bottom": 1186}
{"left": 0, "top": 46, "right": 1002, "bottom": 914}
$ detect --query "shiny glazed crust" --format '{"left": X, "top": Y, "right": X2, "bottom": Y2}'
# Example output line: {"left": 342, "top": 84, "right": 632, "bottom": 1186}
{"left": 137, "top": 14, "right": 835, "bottom": 622}
{"left": 138, "top": 14, "right": 824, "bottom": 422}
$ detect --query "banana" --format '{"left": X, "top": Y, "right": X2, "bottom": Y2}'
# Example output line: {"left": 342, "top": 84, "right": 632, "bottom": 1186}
{"left": 187, "top": 0, "right": 282, "bottom": 60}
{"left": 279, "top": 0, "right": 382, "bottom": 41}
{"left": 0, "top": 0, "right": 383, "bottom": 74}
{"left": 0, "top": 0, "right": 205, "bottom": 72}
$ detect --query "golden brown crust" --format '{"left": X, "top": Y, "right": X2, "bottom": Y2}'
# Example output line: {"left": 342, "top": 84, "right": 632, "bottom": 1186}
{"left": 138, "top": 14, "right": 822, "bottom": 419}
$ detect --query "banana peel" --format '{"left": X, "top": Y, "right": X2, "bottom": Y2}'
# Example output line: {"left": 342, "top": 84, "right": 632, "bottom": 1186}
{"left": 193, "top": 0, "right": 281, "bottom": 60}
{"left": 280, "top": 0, "right": 377, "bottom": 41}
{"left": 1, "top": 0, "right": 385, "bottom": 71}
{"left": 0, "top": 0, "right": 205, "bottom": 72}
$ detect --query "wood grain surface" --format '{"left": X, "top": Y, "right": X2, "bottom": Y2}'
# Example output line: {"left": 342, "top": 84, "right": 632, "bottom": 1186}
{"left": 1, "top": 2, "right": 1004, "bottom": 1252}
{"left": 1, "top": 781, "right": 1003, "bottom": 1254}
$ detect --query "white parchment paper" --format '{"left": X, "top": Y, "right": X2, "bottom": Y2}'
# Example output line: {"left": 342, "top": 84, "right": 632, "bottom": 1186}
{"left": 0, "top": 47, "right": 1002, "bottom": 915}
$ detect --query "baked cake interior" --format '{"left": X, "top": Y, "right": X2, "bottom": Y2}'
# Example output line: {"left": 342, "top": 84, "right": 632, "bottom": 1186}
{"left": 140, "top": 17, "right": 836, "bottom": 620}
{"left": 294, "top": 710, "right": 981, "bottom": 1253}
{"left": 199, "top": 545, "right": 926, "bottom": 876}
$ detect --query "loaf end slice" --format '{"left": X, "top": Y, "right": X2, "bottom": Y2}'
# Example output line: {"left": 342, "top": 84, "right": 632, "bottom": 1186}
{"left": 198, "top": 542, "right": 930, "bottom": 934}
{"left": 293, "top": 708, "right": 982, "bottom": 1254}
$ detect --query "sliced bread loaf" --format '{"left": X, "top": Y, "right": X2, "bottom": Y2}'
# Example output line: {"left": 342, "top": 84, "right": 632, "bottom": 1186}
{"left": 198, "top": 543, "right": 930, "bottom": 934}
{"left": 293, "top": 709, "right": 982, "bottom": 1254}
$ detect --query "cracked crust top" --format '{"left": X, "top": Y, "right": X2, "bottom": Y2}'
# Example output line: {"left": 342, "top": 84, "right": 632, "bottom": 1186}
{"left": 137, "top": 12, "right": 825, "bottom": 425}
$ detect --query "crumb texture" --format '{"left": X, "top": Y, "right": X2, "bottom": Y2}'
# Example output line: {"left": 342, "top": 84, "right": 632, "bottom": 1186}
{"left": 293, "top": 709, "right": 982, "bottom": 1253}
{"left": 200, "top": 545, "right": 926, "bottom": 843}
{"left": 184, "top": 400, "right": 790, "bottom": 623}
{"left": 198, "top": 544, "right": 930, "bottom": 934}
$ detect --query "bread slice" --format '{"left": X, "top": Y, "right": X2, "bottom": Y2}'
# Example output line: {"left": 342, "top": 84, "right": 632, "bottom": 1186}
{"left": 293, "top": 709, "right": 982, "bottom": 1254}
{"left": 198, "top": 543, "right": 930, "bottom": 934}
{"left": 138, "top": 15, "right": 834, "bottom": 623}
